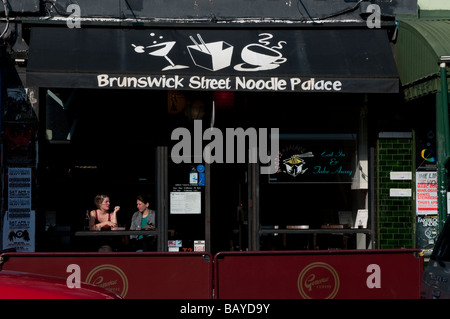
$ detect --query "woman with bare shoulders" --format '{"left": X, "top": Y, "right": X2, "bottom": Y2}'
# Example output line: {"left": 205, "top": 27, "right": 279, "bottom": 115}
{"left": 89, "top": 194, "right": 120, "bottom": 231}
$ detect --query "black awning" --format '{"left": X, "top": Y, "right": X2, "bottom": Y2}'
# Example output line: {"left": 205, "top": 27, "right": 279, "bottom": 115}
{"left": 26, "top": 27, "right": 399, "bottom": 93}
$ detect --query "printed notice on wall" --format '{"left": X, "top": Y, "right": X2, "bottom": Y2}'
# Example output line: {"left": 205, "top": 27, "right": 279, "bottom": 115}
{"left": 170, "top": 191, "right": 201, "bottom": 214}
{"left": 416, "top": 171, "right": 437, "bottom": 215}
{"left": 2, "top": 211, "right": 35, "bottom": 252}
{"left": 3, "top": 167, "right": 35, "bottom": 252}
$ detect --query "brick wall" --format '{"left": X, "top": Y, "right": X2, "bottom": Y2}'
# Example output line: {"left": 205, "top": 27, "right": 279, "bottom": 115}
{"left": 376, "top": 134, "right": 415, "bottom": 249}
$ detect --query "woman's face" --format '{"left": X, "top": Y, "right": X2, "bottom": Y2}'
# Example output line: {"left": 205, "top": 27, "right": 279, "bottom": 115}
{"left": 136, "top": 200, "right": 148, "bottom": 213}
{"left": 100, "top": 197, "right": 111, "bottom": 210}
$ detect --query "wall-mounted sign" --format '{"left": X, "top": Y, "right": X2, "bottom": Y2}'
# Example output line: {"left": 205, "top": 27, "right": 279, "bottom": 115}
{"left": 390, "top": 172, "right": 412, "bottom": 180}
{"left": 170, "top": 190, "right": 201, "bottom": 214}
{"left": 3, "top": 167, "right": 35, "bottom": 252}
{"left": 416, "top": 171, "right": 437, "bottom": 215}
{"left": 389, "top": 188, "right": 412, "bottom": 197}
{"left": 269, "top": 136, "right": 356, "bottom": 183}
{"left": 27, "top": 28, "right": 399, "bottom": 94}
{"left": 416, "top": 215, "right": 438, "bottom": 257}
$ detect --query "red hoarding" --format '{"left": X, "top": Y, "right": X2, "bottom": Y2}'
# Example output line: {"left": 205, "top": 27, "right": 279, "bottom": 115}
{"left": 0, "top": 252, "right": 213, "bottom": 299}
{"left": 1, "top": 249, "right": 423, "bottom": 299}
{"left": 214, "top": 249, "right": 423, "bottom": 299}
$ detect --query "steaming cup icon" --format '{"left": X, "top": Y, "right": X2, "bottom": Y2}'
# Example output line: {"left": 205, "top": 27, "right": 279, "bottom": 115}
{"left": 241, "top": 44, "right": 287, "bottom": 67}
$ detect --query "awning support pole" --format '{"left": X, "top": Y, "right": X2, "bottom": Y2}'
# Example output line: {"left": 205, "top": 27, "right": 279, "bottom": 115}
{"left": 437, "top": 62, "right": 450, "bottom": 231}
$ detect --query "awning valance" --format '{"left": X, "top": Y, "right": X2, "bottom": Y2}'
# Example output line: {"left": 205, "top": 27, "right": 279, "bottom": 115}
{"left": 26, "top": 27, "right": 399, "bottom": 93}
{"left": 394, "top": 19, "right": 450, "bottom": 100}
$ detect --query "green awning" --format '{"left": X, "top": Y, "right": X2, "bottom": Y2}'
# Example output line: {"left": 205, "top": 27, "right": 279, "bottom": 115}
{"left": 394, "top": 19, "right": 450, "bottom": 100}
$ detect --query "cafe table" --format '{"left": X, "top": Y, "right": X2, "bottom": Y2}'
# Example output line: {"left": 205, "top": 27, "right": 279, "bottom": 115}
{"left": 259, "top": 225, "right": 372, "bottom": 250}
{"left": 75, "top": 230, "right": 157, "bottom": 237}
{"left": 74, "top": 230, "right": 158, "bottom": 251}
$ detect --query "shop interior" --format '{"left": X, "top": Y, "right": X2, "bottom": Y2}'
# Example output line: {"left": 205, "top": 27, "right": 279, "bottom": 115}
{"left": 38, "top": 88, "right": 370, "bottom": 253}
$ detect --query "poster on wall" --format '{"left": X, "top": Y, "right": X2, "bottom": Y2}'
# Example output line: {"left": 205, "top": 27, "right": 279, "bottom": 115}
{"left": 416, "top": 215, "right": 438, "bottom": 257}
{"left": 2, "top": 211, "right": 36, "bottom": 252}
{"left": 2, "top": 167, "right": 35, "bottom": 252}
{"left": 416, "top": 171, "right": 437, "bottom": 215}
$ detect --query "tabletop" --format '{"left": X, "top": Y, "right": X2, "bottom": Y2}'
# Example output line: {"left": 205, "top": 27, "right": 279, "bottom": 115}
{"left": 75, "top": 230, "right": 157, "bottom": 236}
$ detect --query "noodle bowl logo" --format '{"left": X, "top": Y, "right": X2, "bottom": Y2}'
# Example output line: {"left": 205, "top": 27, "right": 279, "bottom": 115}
{"left": 86, "top": 264, "right": 129, "bottom": 298}
{"left": 297, "top": 262, "right": 340, "bottom": 299}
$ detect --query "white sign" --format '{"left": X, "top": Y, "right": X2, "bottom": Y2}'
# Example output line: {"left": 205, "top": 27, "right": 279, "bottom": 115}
{"left": 8, "top": 167, "right": 31, "bottom": 211}
{"left": 170, "top": 191, "right": 201, "bottom": 214}
{"left": 2, "top": 210, "right": 35, "bottom": 252}
{"left": 390, "top": 188, "right": 412, "bottom": 197}
{"left": 3, "top": 167, "right": 35, "bottom": 252}
{"left": 390, "top": 172, "right": 412, "bottom": 180}
{"left": 416, "top": 171, "right": 437, "bottom": 215}
{"left": 354, "top": 209, "right": 368, "bottom": 229}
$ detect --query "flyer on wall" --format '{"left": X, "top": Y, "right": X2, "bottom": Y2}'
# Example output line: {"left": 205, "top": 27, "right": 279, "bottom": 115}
{"left": 2, "top": 167, "right": 35, "bottom": 252}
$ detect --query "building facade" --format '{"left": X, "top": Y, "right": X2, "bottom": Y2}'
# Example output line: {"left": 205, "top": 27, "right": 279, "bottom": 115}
{"left": 2, "top": 0, "right": 439, "bottom": 255}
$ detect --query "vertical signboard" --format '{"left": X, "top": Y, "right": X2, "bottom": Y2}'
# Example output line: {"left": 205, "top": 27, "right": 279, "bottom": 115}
{"left": 415, "top": 171, "right": 438, "bottom": 256}
{"left": 416, "top": 171, "right": 438, "bottom": 214}
{"left": 2, "top": 167, "right": 35, "bottom": 252}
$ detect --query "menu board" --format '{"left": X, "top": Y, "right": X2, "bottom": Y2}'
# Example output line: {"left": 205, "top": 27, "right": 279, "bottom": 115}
{"left": 269, "top": 135, "right": 357, "bottom": 183}
{"left": 170, "top": 190, "right": 201, "bottom": 214}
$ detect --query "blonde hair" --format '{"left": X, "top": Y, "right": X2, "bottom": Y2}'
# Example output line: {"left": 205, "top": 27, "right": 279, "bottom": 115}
{"left": 94, "top": 194, "right": 109, "bottom": 209}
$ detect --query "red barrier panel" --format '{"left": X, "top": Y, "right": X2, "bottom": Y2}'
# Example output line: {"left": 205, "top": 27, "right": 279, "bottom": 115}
{"left": 214, "top": 249, "right": 423, "bottom": 299}
{"left": 0, "top": 252, "right": 213, "bottom": 299}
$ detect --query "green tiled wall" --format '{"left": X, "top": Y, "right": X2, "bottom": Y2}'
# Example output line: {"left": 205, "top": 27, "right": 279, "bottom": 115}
{"left": 376, "top": 137, "right": 415, "bottom": 249}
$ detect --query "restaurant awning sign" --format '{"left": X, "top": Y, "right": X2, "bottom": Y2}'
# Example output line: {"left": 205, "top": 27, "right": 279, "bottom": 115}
{"left": 27, "top": 27, "right": 399, "bottom": 93}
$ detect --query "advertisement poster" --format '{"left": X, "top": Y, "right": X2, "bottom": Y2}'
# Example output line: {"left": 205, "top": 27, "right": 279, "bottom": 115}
{"left": 3, "top": 167, "right": 35, "bottom": 252}
{"left": 416, "top": 171, "right": 437, "bottom": 215}
{"left": 2, "top": 211, "right": 35, "bottom": 252}
{"left": 416, "top": 215, "right": 438, "bottom": 256}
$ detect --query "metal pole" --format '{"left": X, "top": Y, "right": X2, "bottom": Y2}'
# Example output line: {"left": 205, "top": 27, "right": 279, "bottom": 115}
{"left": 156, "top": 146, "right": 168, "bottom": 251}
{"left": 205, "top": 162, "right": 211, "bottom": 253}
{"left": 437, "top": 62, "right": 450, "bottom": 231}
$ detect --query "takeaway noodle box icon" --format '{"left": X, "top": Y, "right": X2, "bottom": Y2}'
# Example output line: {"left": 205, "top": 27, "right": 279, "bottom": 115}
{"left": 188, "top": 34, "right": 234, "bottom": 71}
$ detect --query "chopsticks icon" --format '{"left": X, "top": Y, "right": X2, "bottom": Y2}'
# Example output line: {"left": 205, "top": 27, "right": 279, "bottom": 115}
{"left": 190, "top": 34, "right": 211, "bottom": 54}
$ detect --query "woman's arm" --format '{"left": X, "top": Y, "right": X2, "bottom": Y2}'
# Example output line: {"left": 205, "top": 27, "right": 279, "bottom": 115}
{"left": 110, "top": 207, "right": 119, "bottom": 226}
{"left": 89, "top": 210, "right": 97, "bottom": 230}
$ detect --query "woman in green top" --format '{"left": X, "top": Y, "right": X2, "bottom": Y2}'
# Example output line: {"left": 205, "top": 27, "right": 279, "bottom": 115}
{"left": 130, "top": 194, "right": 156, "bottom": 251}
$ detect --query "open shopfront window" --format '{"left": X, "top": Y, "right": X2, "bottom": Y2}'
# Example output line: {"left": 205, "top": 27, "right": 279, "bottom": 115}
{"left": 259, "top": 134, "right": 369, "bottom": 250}
{"left": 253, "top": 92, "right": 371, "bottom": 250}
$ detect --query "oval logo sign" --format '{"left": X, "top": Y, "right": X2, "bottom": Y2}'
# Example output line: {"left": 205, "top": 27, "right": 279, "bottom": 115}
{"left": 86, "top": 264, "right": 129, "bottom": 298}
{"left": 297, "top": 262, "right": 340, "bottom": 299}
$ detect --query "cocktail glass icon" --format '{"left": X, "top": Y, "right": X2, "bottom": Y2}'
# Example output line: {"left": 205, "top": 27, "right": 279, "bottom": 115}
{"left": 133, "top": 41, "right": 188, "bottom": 71}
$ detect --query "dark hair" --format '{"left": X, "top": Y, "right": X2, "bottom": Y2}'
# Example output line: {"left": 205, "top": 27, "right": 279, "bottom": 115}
{"left": 136, "top": 194, "right": 151, "bottom": 204}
